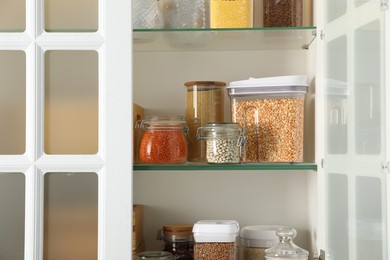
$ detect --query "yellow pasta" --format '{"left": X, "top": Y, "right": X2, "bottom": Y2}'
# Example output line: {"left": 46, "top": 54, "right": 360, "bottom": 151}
{"left": 210, "top": 0, "right": 253, "bottom": 28}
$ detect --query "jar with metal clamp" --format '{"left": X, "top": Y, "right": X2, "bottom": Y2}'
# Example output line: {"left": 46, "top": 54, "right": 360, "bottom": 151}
{"left": 197, "top": 123, "right": 247, "bottom": 164}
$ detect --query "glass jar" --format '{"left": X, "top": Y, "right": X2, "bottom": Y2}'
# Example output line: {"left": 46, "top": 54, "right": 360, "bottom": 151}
{"left": 164, "top": 0, "right": 206, "bottom": 29}
{"left": 238, "top": 225, "right": 282, "bottom": 260}
{"left": 210, "top": 0, "right": 253, "bottom": 28}
{"left": 265, "top": 227, "right": 309, "bottom": 260}
{"left": 263, "top": 0, "right": 303, "bottom": 27}
{"left": 157, "top": 224, "right": 194, "bottom": 260}
{"left": 197, "top": 123, "right": 247, "bottom": 164}
{"left": 136, "top": 251, "right": 176, "bottom": 260}
{"left": 184, "top": 81, "right": 226, "bottom": 162}
{"left": 193, "top": 220, "right": 239, "bottom": 260}
{"left": 137, "top": 116, "right": 188, "bottom": 164}
{"left": 132, "top": 0, "right": 164, "bottom": 29}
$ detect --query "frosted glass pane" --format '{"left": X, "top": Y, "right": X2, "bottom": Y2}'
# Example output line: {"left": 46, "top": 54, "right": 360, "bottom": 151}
{"left": 45, "top": 0, "right": 98, "bottom": 32}
{"left": 354, "top": 20, "right": 381, "bottom": 155}
{"left": 0, "top": 173, "right": 25, "bottom": 260}
{"left": 44, "top": 172, "right": 98, "bottom": 260}
{"left": 327, "top": 0, "right": 346, "bottom": 23}
{"left": 0, "top": 0, "right": 25, "bottom": 32}
{"left": 44, "top": 51, "right": 98, "bottom": 155}
{"left": 326, "top": 36, "right": 348, "bottom": 154}
{"left": 328, "top": 173, "right": 349, "bottom": 260}
{"left": 0, "top": 51, "right": 26, "bottom": 155}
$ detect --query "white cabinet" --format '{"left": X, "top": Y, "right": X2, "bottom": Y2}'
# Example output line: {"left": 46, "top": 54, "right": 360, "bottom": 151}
{"left": 133, "top": 0, "right": 389, "bottom": 259}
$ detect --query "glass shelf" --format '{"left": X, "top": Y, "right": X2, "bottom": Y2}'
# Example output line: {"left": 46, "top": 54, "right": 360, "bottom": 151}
{"left": 133, "top": 27, "right": 317, "bottom": 52}
{"left": 133, "top": 162, "right": 317, "bottom": 171}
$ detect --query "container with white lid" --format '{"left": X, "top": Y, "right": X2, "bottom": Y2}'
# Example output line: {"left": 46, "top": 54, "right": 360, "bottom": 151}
{"left": 227, "top": 75, "right": 308, "bottom": 163}
{"left": 238, "top": 225, "right": 284, "bottom": 260}
{"left": 193, "top": 220, "right": 239, "bottom": 260}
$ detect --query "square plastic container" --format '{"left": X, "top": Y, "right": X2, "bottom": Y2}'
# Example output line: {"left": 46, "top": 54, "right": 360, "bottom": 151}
{"left": 227, "top": 75, "right": 308, "bottom": 163}
{"left": 193, "top": 220, "right": 239, "bottom": 260}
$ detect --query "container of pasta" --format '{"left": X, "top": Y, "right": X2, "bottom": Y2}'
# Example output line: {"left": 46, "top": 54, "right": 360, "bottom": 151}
{"left": 227, "top": 75, "right": 308, "bottom": 162}
{"left": 210, "top": 0, "right": 253, "bottom": 28}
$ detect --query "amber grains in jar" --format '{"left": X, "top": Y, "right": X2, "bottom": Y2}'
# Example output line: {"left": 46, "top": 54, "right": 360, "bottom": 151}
{"left": 263, "top": 0, "right": 303, "bottom": 27}
{"left": 157, "top": 224, "right": 194, "bottom": 260}
{"left": 137, "top": 116, "right": 188, "bottom": 164}
{"left": 193, "top": 220, "right": 239, "bottom": 260}
{"left": 185, "top": 81, "right": 226, "bottom": 162}
{"left": 210, "top": 0, "right": 253, "bottom": 28}
{"left": 227, "top": 76, "right": 308, "bottom": 162}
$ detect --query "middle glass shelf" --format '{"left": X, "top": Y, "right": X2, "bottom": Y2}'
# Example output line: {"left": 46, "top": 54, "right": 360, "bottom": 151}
{"left": 133, "top": 162, "right": 317, "bottom": 171}
{"left": 133, "top": 27, "right": 317, "bottom": 52}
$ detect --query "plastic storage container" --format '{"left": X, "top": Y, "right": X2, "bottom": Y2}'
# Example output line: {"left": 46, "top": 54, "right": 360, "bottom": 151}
{"left": 197, "top": 123, "right": 247, "bottom": 164}
{"left": 132, "top": 0, "right": 164, "bottom": 29}
{"left": 157, "top": 224, "right": 194, "bottom": 260}
{"left": 263, "top": 0, "right": 303, "bottom": 27}
{"left": 210, "top": 0, "right": 253, "bottom": 28}
{"left": 164, "top": 0, "right": 206, "bottom": 29}
{"left": 238, "top": 225, "right": 282, "bottom": 260}
{"left": 136, "top": 251, "right": 176, "bottom": 260}
{"left": 265, "top": 227, "right": 309, "bottom": 260}
{"left": 136, "top": 115, "right": 188, "bottom": 164}
{"left": 185, "top": 81, "right": 226, "bottom": 162}
{"left": 193, "top": 220, "right": 239, "bottom": 260}
{"left": 227, "top": 75, "right": 308, "bottom": 163}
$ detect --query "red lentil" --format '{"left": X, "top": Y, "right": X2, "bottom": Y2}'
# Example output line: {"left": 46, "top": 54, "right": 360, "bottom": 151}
{"left": 139, "top": 129, "right": 187, "bottom": 164}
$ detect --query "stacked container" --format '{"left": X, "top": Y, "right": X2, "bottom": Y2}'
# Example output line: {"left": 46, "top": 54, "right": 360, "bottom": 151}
{"left": 227, "top": 75, "right": 308, "bottom": 163}
{"left": 193, "top": 220, "right": 239, "bottom": 260}
{"left": 185, "top": 81, "right": 226, "bottom": 162}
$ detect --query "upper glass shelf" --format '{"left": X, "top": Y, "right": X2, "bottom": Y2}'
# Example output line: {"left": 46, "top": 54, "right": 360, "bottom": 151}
{"left": 133, "top": 162, "right": 317, "bottom": 171}
{"left": 133, "top": 27, "right": 317, "bottom": 52}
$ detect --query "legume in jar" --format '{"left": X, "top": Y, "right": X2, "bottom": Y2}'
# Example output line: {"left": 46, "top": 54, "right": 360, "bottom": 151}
{"left": 137, "top": 116, "right": 188, "bottom": 164}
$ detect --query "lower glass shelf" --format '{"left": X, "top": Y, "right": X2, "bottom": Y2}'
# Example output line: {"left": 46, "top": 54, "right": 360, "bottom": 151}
{"left": 133, "top": 162, "right": 317, "bottom": 171}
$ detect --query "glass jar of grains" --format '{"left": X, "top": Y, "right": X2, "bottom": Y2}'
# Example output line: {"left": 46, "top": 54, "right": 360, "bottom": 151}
{"left": 193, "top": 220, "right": 239, "bottom": 260}
{"left": 197, "top": 123, "right": 247, "bottom": 164}
{"left": 157, "top": 224, "right": 194, "bottom": 260}
{"left": 210, "top": 0, "right": 253, "bottom": 28}
{"left": 164, "top": 0, "right": 206, "bottom": 29}
{"left": 238, "top": 225, "right": 282, "bottom": 260}
{"left": 263, "top": 0, "right": 303, "bottom": 27}
{"left": 137, "top": 115, "right": 188, "bottom": 164}
{"left": 184, "top": 81, "right": 226, "bottom": 162}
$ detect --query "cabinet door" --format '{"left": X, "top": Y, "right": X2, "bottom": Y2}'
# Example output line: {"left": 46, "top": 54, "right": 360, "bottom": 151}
{"left": 0, "top": 1, "right": 132, "bottom": 259}
{"left": 323, "top": 1, "right": 388, "bottom": 259}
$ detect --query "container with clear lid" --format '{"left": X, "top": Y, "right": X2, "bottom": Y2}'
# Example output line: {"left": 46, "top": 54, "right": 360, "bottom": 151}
{"left": 227, "top": 75, "right": 308, "bottom": 163}
{"left": 265, "top": 227, "right": 309, "bottom": 260}
{"left": 136, "top": 251, "right": 176, "bottom": 260}
{"left": 197, "top": 123, "right": 247, "bottom": 164}
{"left": 136, "top": 115, "right": 188, "bottom": 164}
{"left": 185, "top": 81, "right": 226, "bottom": 162}
{"left": 238, "top": 225, "right": 284, "bottom": 260}
{"left": 193, "top": 220, "right": 239, "bottom": 260}
{"left": 210, "top": 0, "right": 253, "bottom": 28}
{"left": 157, "top": 224, "right": 194, "bottom": 260}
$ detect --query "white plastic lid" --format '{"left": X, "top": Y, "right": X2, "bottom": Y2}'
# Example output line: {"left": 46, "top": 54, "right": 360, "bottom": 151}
{"left": 193, "top": 220, "right": 239, "bottom": 243}
{"left": 239, "top": 225, "right": 284, "bottom": 248}
{"left": 227, "top": 75, "right": 308, "bottom": 96}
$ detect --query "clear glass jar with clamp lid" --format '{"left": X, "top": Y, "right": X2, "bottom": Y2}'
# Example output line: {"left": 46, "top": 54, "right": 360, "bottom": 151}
{"left": 197, "top": 123, "right": 247, "bottom": 164}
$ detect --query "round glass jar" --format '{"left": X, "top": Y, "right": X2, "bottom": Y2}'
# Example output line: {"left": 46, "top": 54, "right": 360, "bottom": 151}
{"left": 197, "top": 123, "right": 247, "bottom": 164}
{"left": 137, "top": 116, "right": 188, "bottom": 164}
{"left": 265, "top": 227, "right": 309, "bottom": 260}
{"left": 157, "top": 224, "right": 194, "bottom": 260}
{"left": 184, "top": 81, "right": 226, "bottom": 162}
{"left": 136, "top": 251, "right": 175, "bottom": 260}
